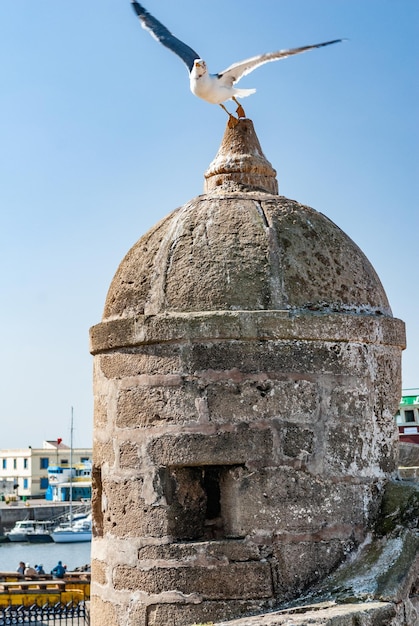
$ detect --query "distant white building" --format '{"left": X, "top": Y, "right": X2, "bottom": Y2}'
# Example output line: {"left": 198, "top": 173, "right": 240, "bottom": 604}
{"left": 0, "top": 440, "right": 92, "bottom": 499}
{"left": 395, "top": 390, "right": 419, "bottom": 445}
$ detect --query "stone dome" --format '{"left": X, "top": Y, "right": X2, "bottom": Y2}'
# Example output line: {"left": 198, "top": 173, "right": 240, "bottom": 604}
{"left": 103, "top": 120, "right": 391, "bottom": 322}
{"left": 90, "top": 118, "right": 405, "bottom": 626}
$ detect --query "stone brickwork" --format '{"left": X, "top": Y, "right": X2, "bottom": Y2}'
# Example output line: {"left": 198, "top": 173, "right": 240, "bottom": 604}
{"left": 89, "top": 120, "right": 405, "bottom": 626}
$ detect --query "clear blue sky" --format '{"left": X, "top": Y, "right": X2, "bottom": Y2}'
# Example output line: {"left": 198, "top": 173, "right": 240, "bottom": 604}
{"left": 0, "top": 1, "right": 417, "bottom": 449}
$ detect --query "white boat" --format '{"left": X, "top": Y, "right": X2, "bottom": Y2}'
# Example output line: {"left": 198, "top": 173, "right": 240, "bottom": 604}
{"left": 6, "top": 519, "right": 55, "bottom": 542}
{"left": 51, "top": 514, "right": 92, "bottom": 543}
{"left": 51, "top": 409, "right": 92, "bottom": 543}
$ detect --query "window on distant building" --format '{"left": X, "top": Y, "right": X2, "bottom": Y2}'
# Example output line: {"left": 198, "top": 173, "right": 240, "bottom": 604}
{"left": 40, "top": 458, "right": 49, "bottom": 470}
{"left": 13, "top": 459, "right": 17, "bottom": 470}
{"left": 61, "top": 459, "right": 69, "bottom": 465}
{"left": 81, "top": 457, "right": 90, "bottom": 463}
{"left": 404, "top": 410, "right": 415, "bottom": 423}
{"left": 23, "top": 458, "right": 28, "bottom": 470}
{"left": 23, "top": 478, "right": 28, "bottom": 489}
{"left": 1, "top": 459, "right": 6, "bottom": 470}
{"left": 40, "top": 477, "right": 49, "bottom": 489}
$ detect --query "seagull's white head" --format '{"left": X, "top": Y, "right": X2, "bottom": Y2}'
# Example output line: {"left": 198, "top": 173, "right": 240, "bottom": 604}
{"left": 191, "top": 59, "right": 207, "bottom": 78}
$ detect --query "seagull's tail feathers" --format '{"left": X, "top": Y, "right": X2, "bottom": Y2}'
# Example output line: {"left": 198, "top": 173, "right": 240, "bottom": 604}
{"left": 233, "top": 88, "right": 256, "bottom": 99}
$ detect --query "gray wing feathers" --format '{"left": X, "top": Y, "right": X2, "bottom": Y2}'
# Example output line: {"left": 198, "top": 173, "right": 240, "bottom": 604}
{"left": 218, "top": 39, "right": 343, "bottom": 86}
{"left": 131, "top": 1, "right": 200, "bottom": 72}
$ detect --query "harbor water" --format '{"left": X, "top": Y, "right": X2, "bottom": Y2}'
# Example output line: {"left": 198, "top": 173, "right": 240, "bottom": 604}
{"left": 0, "top": 540, "right": 91, "bottom": 573}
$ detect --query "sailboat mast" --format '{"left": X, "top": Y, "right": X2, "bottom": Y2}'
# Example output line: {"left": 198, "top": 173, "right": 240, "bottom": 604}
{"left": 69, "top": 407, "right": 74, "bottom": 525}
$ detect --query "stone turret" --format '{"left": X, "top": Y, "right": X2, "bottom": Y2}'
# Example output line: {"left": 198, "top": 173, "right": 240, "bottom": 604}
{"left": 89, "top": 120, "right": 405, "bottom": 626}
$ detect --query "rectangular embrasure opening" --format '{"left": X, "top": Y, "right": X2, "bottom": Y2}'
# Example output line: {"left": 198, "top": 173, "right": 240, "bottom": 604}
{"left": 161, "top": 464, "right": 242, "bottom": 541}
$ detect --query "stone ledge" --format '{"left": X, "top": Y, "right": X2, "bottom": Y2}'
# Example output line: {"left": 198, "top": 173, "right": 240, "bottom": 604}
{"left": 212, "top": 601, "right": 400, "bottom": 625}
{"left": 90, "top": 311, "right": 405, "bottom": 354}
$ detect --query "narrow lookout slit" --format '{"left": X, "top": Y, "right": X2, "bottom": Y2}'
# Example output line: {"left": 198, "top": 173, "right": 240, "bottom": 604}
{"left": 203, "top": 466, "right": 221, "bottom": 520}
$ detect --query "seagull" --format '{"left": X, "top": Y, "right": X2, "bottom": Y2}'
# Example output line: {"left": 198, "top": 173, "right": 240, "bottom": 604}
{"left": 131, "top": 1, "right": 343, "bottom": 126}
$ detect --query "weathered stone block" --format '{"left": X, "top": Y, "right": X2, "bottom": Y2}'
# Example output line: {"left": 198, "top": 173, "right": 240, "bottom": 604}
{"left": 116, "top": 382, "right": 199, "bottom": 427}
{"left": 162, "top": 199, "right": 273, "bottom": 312}
{"left": 113, "top": 562, "right": 273, "bottom": 599}
{"left": 93, "top": 394, "right": 108, "bottom": 429}
{"left": 373, "top": 347, "right": 403, "bottom": 417}
{"left": 93, "top": 440, "right": 115, "bottom": 467}
{"left": 189, "top": 340, "right": 379, "bottom": 378}
{"left": 137, "top": 539, "right": 260, "bottom": 564}
{"left": 281, "top": 423, "right": 314, "bottom": 459}
{"left": 324, "top": 421, "right": 398, "bottom": 477}
{"left": 91, "top": 559, "right": 107, "bottom": 586}
{"left": 222, "top": 467, "right": 368, "bottom": 536}
{"left": 89, "top": 596, "right": 119, "bottom": 626}
{"left": 101, "top": 478, "right": 169, "bottom": 538}
{"left": 119, "top": 442, "right": 140, "bottom": 469}
{"left": 325, "top": 423, "right": 370, "bottom": 474}
{"left": 126, "top": 602, "right": 147, "bottom": 626}
{"left": 147, "top": 599, "right": 273, "bottom": 626}
{"left": 99, "top": 349, "right": 183, "bottom": 378}
{"left": 271, "top": 539, "right": 353, "bottom": 600}
{"left": 329, "top": 385, "right": 372, "bottom": 422}
{"left": 146, "top": 426, "right": 274, "bottom": 467}
{"left": 206, "top": 378, "right": 319, "bottom": 424}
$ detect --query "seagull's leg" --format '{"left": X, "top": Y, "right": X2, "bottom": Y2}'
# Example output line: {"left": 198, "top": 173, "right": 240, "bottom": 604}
{"left": 232, "top": 97, "right": 246, "bottom": 119}
{"left": 219, "top": 103, "right": 238, "bottom": 128}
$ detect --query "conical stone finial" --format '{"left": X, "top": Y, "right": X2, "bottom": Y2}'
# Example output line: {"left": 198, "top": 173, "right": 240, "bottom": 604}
{"left": 204, "top": 118, "right": 279, "bottom": 195}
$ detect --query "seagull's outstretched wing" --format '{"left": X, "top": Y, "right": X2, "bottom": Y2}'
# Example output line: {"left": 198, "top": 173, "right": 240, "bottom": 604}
{"left": 217, "top": 39, "right": 343, "bottom": 86}
{"left": 131, "top": 1, "right": 200, "bottom": 72}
